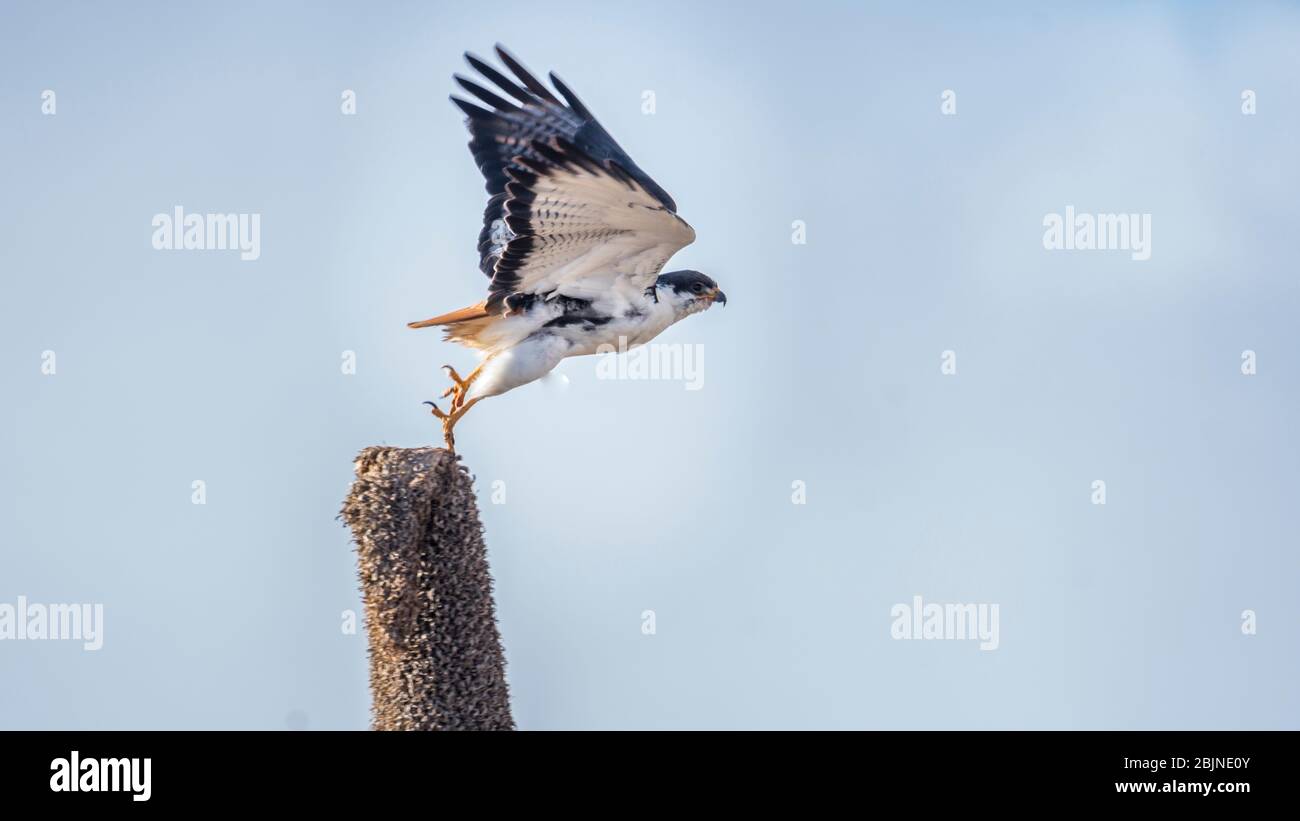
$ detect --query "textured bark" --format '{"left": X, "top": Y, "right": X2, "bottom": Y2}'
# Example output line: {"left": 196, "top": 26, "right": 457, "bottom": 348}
{"left": 341, "top": 446, "right": 514, "bottom": 731}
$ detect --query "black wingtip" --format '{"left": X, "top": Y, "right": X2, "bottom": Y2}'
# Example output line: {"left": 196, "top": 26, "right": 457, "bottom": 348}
{"left": 450, "top": 95, "right": 494, "bottom": 120}
{"left": 453, "top": 74, "right": 520, "bottom": 113}
{"left": 464, "top": 51, "right": 534, "bottom": 105}
{"left": 494, "top": 44, "right": 563, "bottom": 105}
{"left": 548, "top": 71, "right": 593, "bottom": 119}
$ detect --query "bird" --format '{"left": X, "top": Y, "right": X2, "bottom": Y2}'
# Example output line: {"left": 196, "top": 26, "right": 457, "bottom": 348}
{"left": 409, "top": 44, "right": 726, "bottom": 450}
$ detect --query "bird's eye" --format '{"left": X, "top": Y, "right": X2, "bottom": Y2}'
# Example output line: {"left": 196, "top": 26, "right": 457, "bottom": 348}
{"left": 691, "top": 283, "right": 704, "bottom": 293}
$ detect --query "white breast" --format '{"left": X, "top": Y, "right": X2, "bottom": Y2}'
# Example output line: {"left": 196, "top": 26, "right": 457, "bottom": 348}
{"left": 557, "top": 290, "right": 678, "bottom": 356}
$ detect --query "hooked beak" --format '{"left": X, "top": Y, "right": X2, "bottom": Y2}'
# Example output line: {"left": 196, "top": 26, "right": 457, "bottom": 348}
{"left": 713, "top": 289, "right": 727, "bottom": 306}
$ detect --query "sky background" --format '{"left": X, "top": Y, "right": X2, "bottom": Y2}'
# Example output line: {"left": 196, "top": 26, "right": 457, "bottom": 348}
{"left": 2, "top": 0, "right": 1297, "bottom": 729}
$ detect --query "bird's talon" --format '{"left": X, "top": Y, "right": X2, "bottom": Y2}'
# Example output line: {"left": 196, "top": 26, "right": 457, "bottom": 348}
{"left": 424, "top": 400, "right": 449, "bottom": 420}
{"left": 428, "top": 396, "right": 482, "bottom": 453}
{"left": 437, "top": 362, "right": 483, "bottom": 413}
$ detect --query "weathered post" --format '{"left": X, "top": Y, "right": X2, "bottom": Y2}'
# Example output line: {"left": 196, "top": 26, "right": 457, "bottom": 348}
{"left": 341, "top": 446, "right": 513, "bottom": 730}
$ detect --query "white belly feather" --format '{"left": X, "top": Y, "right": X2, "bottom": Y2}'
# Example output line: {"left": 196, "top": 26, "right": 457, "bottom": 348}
{"left": 465, "top": 285, "right": 679, "bottom": 400}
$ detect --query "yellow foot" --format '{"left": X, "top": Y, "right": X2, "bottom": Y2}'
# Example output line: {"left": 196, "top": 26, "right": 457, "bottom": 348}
{"left": 424, "top": 396, "right": 483, "bottom": 452}
{"left": 439, "top": 364, "right": 481, "bottom": 410}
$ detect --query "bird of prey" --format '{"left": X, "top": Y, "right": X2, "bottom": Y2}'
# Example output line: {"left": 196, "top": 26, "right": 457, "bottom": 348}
{"left": 409, "top": 45, "right": 726, "bottom": 450}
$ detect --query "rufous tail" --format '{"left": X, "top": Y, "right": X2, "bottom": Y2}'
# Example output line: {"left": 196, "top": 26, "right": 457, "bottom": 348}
{"left": 408, "top": 301, "right": 489, "bottom": 329}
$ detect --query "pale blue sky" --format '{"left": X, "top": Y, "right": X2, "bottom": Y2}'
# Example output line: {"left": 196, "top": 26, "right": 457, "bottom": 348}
{"left": 2, "top": 1, "right": 1297, "bottom": 729}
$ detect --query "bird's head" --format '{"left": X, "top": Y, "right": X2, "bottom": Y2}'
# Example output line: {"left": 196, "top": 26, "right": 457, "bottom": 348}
{"left": 652, "top": 270, "right": 726, "bottom": 317}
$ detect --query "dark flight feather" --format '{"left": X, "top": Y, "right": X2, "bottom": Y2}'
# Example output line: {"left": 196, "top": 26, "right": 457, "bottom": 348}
{"left": 451, "top": 44, "right": 682, "bottom": 307}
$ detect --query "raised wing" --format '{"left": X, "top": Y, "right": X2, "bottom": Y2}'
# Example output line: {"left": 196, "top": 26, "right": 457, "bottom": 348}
{"left": 452, "top": 45, "right": 694, "bottom": 311}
